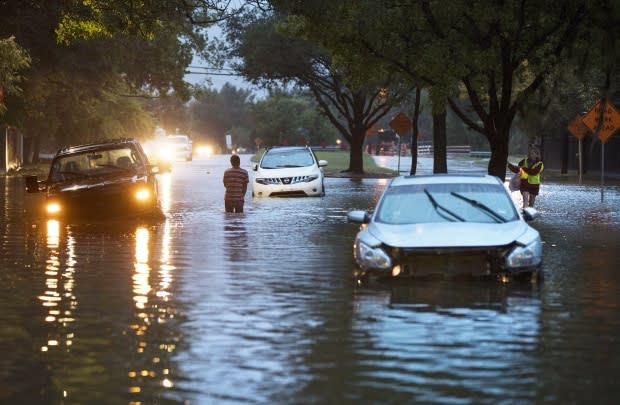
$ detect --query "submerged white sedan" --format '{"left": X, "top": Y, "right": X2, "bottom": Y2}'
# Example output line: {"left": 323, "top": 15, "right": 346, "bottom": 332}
{"left": 347, "top": 174, "right": 543, "bottom": 282}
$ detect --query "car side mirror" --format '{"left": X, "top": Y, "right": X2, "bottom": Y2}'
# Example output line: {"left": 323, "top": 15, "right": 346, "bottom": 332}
{"left": 149, "top": 164, "right": 160, "bottom": 174}
{"left": 253, "top": 164, "right": 258, "bottom": 171}
{"left": 318, "top": 159, "right": 328, "bottom": 167}
{"left": 522, "top": 207, "right": 538, "bottom": 221}
{"left": 25, "top": 175, "right": 42, "bottom": 193}
{"left": 347, "top": 210, "right": 370, "bottom": 224}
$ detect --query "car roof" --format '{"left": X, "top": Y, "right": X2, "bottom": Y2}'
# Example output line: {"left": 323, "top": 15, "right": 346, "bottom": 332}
{"left": 389, "top": 174, "right": 503, "bottom": 187}
{"left": 54, "top": 138, "right": 141, "bottom": 158}
{"left": 265, "top": 146, "right": 312, "bottom": 153}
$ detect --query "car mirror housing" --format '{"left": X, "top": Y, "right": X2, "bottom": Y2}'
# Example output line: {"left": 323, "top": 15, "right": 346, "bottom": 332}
{"left": 318, "top": 159, "right": 328, "bottom": 167}
{"left": 347, "top": 210, "right": 370, "bottom": 224}
{"left": 25, "top": 175, "right": 41, "bottom": 193}
{"left": 522, "top": 207, "right": 538, "bottom": 221}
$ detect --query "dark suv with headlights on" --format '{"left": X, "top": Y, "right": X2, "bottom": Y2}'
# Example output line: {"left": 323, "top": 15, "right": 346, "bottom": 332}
{"left": 25, "top": 138, "right": 164, "bottom": 220}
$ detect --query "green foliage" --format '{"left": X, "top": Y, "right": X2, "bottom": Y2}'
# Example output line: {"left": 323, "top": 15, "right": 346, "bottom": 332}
{"left": 270, "top": 0, "right": 611, "bottom": 178}
{"left": 249, "top": 90, "right": 338, "bottom": 147}
{"left": 0, "top": 0, "right": 206, "bottom": 155}
{"left": 187, "top": 83, "right": 255, "bottom": 148}
{"left": 0, "top": 37, "right": 31, "bottom": 115}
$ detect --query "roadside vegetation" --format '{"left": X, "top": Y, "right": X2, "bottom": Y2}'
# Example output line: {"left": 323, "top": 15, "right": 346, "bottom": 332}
{"left": 1, "top": 2, "right": 617, "bottom": 177}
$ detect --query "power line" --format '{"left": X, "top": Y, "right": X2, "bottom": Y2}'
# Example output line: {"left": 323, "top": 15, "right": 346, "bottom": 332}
{"left": 184, "top": 70, "right": 244, "bottom": 77}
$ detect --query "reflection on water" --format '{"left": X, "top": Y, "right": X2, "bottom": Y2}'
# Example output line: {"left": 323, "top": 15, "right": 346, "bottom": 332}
{"left": 350, "top": 282, "right": 543, "bottom": 403}
{"left": 40, "top": 219, "right": 77, "bottom": 353}
{"left": 2, "top": 162, "right": 620, "bottom": 404}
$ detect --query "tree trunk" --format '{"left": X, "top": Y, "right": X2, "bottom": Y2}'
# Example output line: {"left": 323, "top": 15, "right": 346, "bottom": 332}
{"left": 347, "top": 130, "right": 365, "bottom": 174}
{"left": 432, "top": 111, "right": 447, "bottom": 173}
{"left": 410, "top": 88, "right": 421, "bottom": 175}
{"left": 561, "top": 131, "right": 569, "bottom": 174}
{"left": 487, "top": 130, "right": 510, "bottom": 180}
{"left": 410, "top": 130, "right": 418, "bottom": 175}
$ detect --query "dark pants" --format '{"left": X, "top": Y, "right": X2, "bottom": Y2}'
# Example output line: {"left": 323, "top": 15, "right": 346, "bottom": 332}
{"left": 225, "top": 200, "right": 244, "bottom": 213}
{"left": 520, "top": 182, "right": 540, "bottom": 208}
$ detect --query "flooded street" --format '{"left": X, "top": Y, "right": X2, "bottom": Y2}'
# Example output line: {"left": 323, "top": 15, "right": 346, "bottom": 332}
{"left": 1, "top": 154, "right": 620, "bottom": 404}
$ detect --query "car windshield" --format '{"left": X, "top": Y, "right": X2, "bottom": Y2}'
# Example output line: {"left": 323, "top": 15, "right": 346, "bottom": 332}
{"left": 260, "top": 149, "right": 315, "bottom": 168}
{"left": 168, "top": 136, "right": 189, "bottom": 144}
{"left": 375, "top": 183, "right": 519, "bottom": 224}
{"left": 49, "top": 146, "right": 142, "bottom": 181}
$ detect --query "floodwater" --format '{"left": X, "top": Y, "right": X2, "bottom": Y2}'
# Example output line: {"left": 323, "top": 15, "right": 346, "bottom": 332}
{"left": 1, "top": 154, "right": 619, "bottom": 404}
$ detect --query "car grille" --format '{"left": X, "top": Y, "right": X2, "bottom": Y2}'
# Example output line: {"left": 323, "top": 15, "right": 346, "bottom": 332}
{"left": 269, "top": 190, "right": 309, "bottom": 197}
{"left": 397, "top": 247, "right": 507, "bottom": 278}
{"left": 263, "top": 176, "right": 314, "bottom": 185}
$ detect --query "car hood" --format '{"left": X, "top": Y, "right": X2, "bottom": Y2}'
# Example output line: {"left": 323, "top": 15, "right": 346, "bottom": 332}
{"left": 255, "top": 165, "right": 320, "bottom": 177}
{"left": 49, "top": 173, "right": 145, "bottom": 193}
{"left": 366, "top": 220, "right": 532, "bottom": 248}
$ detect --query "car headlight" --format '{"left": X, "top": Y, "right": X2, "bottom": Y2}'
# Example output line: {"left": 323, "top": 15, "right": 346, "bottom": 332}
{"left": 506, "top": 240, "right": 542, "bottom": 268}
{"left": 255, "top": 178, "right": 278, "bottom": 185}
{"left": 301, "top": 175, "right": 318, "bottom": 183}
{"left": 135, "top": 189, "right": 151, "bottom": 201}
{"left": 354, "top": 239, "right": 392, "bottom": 270}
{"left": 46, "top": 201, "right": 62, "bottom": 215}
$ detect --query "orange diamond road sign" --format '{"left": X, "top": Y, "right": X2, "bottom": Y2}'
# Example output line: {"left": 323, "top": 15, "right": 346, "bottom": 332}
{"left": 389, "top": 112, "right": 412, "bottom": 136}
{"left": 567, "top": 115, "right": 589, "bottom": 140}
{"left": 581, "top": 100, "right": 620, "bottom": 144}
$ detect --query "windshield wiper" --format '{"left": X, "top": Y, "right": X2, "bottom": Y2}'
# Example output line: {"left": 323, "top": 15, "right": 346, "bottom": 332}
{"left": 450, "top": 192, "right": 507, "bottom": 223}
{"left": 423, "top": 189, "right": 465, "bottom": 222}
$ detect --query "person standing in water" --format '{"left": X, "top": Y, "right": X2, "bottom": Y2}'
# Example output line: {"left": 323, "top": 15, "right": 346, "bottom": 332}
{"left": 223, "top": 154, "right": 249, "bottom": 213}
{"left": 508, "top": 147, "right": 544, "bottom": 209}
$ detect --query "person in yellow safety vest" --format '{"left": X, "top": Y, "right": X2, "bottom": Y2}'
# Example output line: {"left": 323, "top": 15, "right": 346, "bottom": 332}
{"left": 508, "top": 147, "right": 544, "bottom": 209}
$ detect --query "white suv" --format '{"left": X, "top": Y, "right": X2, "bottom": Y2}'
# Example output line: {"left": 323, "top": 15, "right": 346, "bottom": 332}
{"left": 252, "top": 146, "right": 327, "bottom": 197}
{"left": 167, "top": 134, "right": 193, "bottom": 161}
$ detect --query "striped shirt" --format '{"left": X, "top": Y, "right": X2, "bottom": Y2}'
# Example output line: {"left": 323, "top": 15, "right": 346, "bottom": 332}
{"left": 223, "top": 166, "right": 249, "bottom": 201}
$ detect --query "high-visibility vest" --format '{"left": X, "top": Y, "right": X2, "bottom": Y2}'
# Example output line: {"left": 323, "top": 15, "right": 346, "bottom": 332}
{"left": 519, "top": 159, "right": 543, "bottom": 185}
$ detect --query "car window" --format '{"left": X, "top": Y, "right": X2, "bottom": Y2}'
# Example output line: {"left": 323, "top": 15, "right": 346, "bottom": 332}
{"left": 50, "top": 146, "right": 141, "bottom": 181}
{"left": 168, "top": 136, "right": 189, "bottom": 144}
{"left": 375, "top": 183, "right": 518, "bottom": 224}
{"left": 260, "top": 149, "right": 315, "bottom": 168}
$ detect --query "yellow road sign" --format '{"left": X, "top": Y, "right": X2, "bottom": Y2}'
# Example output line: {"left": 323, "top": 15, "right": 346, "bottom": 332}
{"left": 389, "top": 112, "right": 412, "bottom": 137}
{"left": 581, "top": 100, "right": 620, "bottom": 144}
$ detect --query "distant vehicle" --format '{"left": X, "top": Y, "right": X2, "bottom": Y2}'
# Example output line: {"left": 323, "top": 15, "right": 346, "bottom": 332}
{"left": 167, "top": 134, "right": 193, "bottom": 161}
{"left": 25, "top": 138, "right": 164, "bottom": 220}
{"left": 142, "top": 137, "right": 173, "bottom": 172}
{"left": 347, "top": 174, "right": 543, "bottom": 282}
{"left": 252, "top": 146, "right": 327, "bottom": 197}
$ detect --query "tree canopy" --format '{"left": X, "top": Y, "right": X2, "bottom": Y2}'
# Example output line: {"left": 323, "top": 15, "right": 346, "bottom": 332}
{"left": 270, "top": 0, "right": 617, "bottom": 178}
{"left": 223, "top": 9, "right": 413, "bottom": 173}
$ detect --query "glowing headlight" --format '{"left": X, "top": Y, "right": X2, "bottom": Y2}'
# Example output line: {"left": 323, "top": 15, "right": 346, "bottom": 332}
{"left": 354, "top": 239, "right": 392, "bottom": 270}
{"left": 135, "top": 189, "right": 151, "bottom": 201}
{"left": 46, "top": 202, "right": 61, "bottom": 215}
{"left": 159, "top": 148, "right": 174, "bottom": 161}
{"left": 506, "top": 241, "right": 542, "bottom": 268}
{"left": 196, "top": 145, "right": 213, "bottom": 156}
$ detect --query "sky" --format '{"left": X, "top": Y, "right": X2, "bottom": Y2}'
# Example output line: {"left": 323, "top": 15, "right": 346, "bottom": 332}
{"left": 183, "top": 24, "right": 266, "bottom": 97}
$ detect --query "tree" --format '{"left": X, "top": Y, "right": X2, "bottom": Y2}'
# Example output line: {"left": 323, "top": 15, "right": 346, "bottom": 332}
{"left": 188, "top": 83, "right": 255, "bottom": 150}
{"left": 224, "top": 10, "right": 411, "bottom": 173}
{"left": 0, "top": 1, "right": 204, "bottom": 161}
{"left": 248, "top": 89, "right": 339, "bottom": 148}
{"left": 0, "top": 36, "right": 30, "bottom": 115}
{"left": 270, "top": 0, "right": 596, "bottom": 178}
